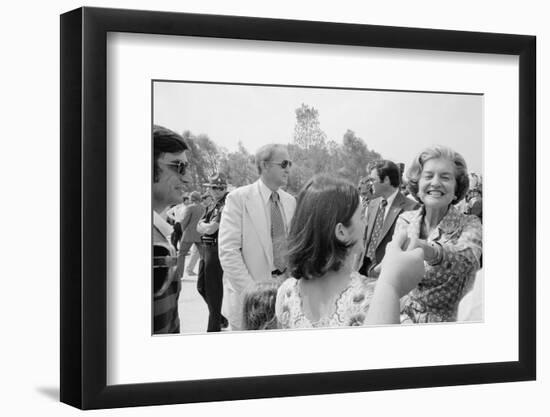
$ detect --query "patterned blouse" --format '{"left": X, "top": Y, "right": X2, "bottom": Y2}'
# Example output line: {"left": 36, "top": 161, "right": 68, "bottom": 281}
{"left": 395, "top": 205, "right": 482, "bottom": 323}
{"left": 275, "top": 272, "right": 377, "bottom": 329}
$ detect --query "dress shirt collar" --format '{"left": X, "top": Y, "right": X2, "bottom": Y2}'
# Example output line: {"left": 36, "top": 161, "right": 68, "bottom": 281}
{"left": 385, "top": 188, "right": 399, "bottom": 208}
{"left": 258, "top": 178, "right": 280, "bottom": 204}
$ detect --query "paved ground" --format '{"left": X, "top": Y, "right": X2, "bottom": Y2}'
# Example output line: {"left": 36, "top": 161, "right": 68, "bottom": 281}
{"left": 178, "top": 256, "right": 209, "bottom": 334}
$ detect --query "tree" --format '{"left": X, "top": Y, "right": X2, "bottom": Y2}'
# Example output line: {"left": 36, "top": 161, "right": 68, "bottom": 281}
{"left": 293, "top": 104, "right": 327, "bottom": 150}
{"left": 181, "top": 131, "right": 221, "bottom": 190}
{"left": 218, "top": 142, "right": 258, "bottom": 187}
{"left": 339, "top": 129, "right": 382, "bottom": 185}
{"left": 286, "top": 104, "right": 334, "bottom": 193}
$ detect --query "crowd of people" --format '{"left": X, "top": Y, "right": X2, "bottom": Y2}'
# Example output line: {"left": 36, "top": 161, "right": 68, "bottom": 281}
{"left": 152, "top": 124, "right": 483, "bottom": 334}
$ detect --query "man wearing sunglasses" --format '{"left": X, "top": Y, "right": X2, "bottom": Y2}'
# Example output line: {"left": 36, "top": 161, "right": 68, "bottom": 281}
{"left": 219, "top": 144, "right": 296, "bottom": 331}
{"left": 152, "top": 125, "right": 192, "bottom": 334}
{"left": 196, "top": 173, "right": 230, "bottom": 332}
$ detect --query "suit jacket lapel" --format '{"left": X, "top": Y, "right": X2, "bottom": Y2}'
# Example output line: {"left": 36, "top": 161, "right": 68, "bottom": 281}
{"left": 378, "top": 192, "right": 405, "bottom": 246}
{"left": 244, "top": 182, "right": 272, "bottom": 264}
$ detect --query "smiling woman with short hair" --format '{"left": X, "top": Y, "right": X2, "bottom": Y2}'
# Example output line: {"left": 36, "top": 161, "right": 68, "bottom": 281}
{"left": 394, "top": 145, "right": 482, "bottom": 323}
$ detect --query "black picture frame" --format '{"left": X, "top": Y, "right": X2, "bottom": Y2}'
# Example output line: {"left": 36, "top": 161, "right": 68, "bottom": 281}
{"left": 60, "top": 6, "right": 536, "bottom": 410}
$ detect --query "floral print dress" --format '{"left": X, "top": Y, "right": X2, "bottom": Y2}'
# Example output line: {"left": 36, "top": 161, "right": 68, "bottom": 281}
{"left": 275, "top": 272, "right": 377, "bottom": 329}
{"left": 395, "top": 205, "right": 482, "bottom": 323}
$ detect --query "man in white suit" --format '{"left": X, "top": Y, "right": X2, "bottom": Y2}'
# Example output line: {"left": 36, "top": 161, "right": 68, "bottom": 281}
{"left": 219, "top": 144, "right": 296, "bottom": 330}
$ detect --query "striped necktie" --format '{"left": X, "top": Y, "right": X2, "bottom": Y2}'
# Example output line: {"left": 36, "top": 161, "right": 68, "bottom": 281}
{"left": 361, "top": 197, "right": 369, "bottom": 217}
{"left": 366, "top": 198, "right": 388, "bottom": 262}
{"left": 271, "top": 192, "right": 286, "bottom": 272}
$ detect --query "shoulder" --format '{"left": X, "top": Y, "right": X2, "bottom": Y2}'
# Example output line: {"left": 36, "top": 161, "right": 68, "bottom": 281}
{"left": 461, "top": 211, "right": 482, "bottom": 231}
{"left": 437, "top": 206, "right": 481, "bottom": 242}
{"left": 277, "top": 277, "right": 299, "bottom": 299}
{"left": 398, "top": 192, "right": 420, "bottom": 210}
{"left": 398, "top": 207, "right": 421, "bottom": 222}
{"left": 351, "top": 272, "right": 377, "bottom": 293}
{"left": 447, "top": 205, "right": 480, "bottom": 227}
{"left": 224, "top": 184, "right": 254, "bottom": 207}
{"left": 227, "top": 182, "right": 258, "bottom": 200}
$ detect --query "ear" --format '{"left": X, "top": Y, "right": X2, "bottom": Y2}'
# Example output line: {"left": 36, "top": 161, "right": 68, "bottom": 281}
{"left": 334, "top": 222, "right": 351, "bottom": 243}
{"left": 260, "top": 160, "right": 269, "bottom": 173}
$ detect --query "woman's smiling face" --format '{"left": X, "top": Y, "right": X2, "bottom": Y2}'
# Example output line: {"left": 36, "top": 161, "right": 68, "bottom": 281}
{"left": 417, "top": 157, "right": 457, "bottom": 210}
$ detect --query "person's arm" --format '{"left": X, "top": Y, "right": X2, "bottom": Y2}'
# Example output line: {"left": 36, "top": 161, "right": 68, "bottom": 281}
{"left": 365, "top": 281, "right": 401, "bottom": 324}
{"left": 218, "top": 191, "right": 255, "bottom": 293}
{"left": 165, "top": 206, "right": 177, "bottom": 224}
{"left": 400, "top": 214, "right": 482, "bottom": 323}
{"left": 409, "top": 215, "right": 482, "bottom": 271}
{"left": 274, "top": 282, "right": 288, "bottom": 328}
{"left": 366, "top": 232, "right": 424, "bottom": 325}
{"left": 196, "top": 218, "right": 207, "bottom": 235}
{"left": 197, "top": 219, "right": 220, "bottom": 235}
{"left": 196, "top": 206, "right": 221, "bottom": 235}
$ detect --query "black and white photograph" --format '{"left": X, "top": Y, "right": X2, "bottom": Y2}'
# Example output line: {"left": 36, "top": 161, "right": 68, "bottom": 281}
{"left": 53, "top": 3, "right": 539, "bottom": 412}
{"left": 152, "top": 80, "right": 484, "bottom": 335}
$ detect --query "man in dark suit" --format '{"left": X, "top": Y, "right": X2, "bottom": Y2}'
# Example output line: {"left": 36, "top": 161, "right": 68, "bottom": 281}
{"left": 360, "top": 160, "right": 419, "bottom": 277}
{"left": 174, "top": 191, "right": 205, "bottom": 279}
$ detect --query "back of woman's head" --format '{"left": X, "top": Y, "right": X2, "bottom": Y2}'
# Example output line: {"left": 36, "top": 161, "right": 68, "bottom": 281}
{"left": 288, "top": 174, "right": 359, "bottom": 280}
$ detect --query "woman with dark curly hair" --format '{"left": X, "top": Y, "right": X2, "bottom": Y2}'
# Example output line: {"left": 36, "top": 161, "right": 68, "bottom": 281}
{"left": 395, "top": 145, "right": 482, "bottom": 323}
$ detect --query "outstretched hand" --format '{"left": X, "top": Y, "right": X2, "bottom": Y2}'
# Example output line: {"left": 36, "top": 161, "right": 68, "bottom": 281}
{"left": 379, "top": 231, "right": 425, "bottom": 298}
{"left": 402, "top": 233, "right": 443, "bottom": 263}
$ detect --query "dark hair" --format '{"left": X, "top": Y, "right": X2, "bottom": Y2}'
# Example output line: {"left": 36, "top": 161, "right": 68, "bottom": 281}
{"left": 288, "top": 174, "right": 360, "bottom": 280}
{"left": 153, "top": 125, "right": 188, "bottom": 182}
{"left": 242, "top": 282, "right": 279, "bottom": 330}
{"left": 406, "top": 145, "right": 469, "bottom": 204}
{"left": 367, "top": 160, "right": 401, "bottom": 188}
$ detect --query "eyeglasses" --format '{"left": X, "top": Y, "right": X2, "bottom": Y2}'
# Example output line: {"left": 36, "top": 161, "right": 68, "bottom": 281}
{"left": 160, "top": 160, "right": 189, "bottom": 176}
{"left": 210, "top": 186, "right": 226, "bottom": 191}
{"left": 269, "top": 160, "right": 292, "bottom": 169}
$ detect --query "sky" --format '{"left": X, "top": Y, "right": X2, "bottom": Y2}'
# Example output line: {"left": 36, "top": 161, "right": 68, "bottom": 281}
{"left": 153, "top": 81, "right": 483, "bottom": 174}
